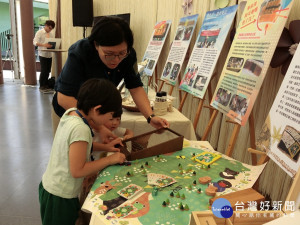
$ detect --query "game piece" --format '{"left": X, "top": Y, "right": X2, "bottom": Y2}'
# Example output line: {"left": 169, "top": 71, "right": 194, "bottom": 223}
{"left": 178, "top": 163, "right": 181, "bottom": 167}
{"left": 181, "top": 194, "right": 185, "bottom": 200}
{"left": 197, "top": 188, "right": 202, "bottom": 194}
{"left": 141, "top": 165, "right": 144, "bottom": 169}
{"left": 187, "top": 166, "right": 192, "bottom": 172}
{"left": 205, "top": 183, "right": 218, "bottom": 197}
{"left": 142, "top": 169, "right": 146, "bottom": 174}
{"left": 179, "top": 170, "right": 184, "bottom": 175}
{"left": 188, "top": 184, "right": 192, "bottom": 190}
{"left": 176, "top": 192, "right": 180, "bottom": 198}
{"left": 166, "top": 198, "right": 170, "bottom": 205}
{"left": 120, "top": 161, "right": 131, "bottom": 166}
{"left": 192, "top": 153, "right": 195, "bottom": 156}
{"left": 162, "top": 201, "right": 167, "bottom": 207}
{"left": 193, "top": 180, "right": 197, "bottom": 186}
{"left": 184, "top": 204, "right": 189, "bottom": 211}
{"left": 199, "top": 176, "right": 212, "bottom": 184}
{"left": 193, "top": 171, "right": 196, "bottom": 176}
{"left": 208, "top": 164, "right": 211, "bottom": 169}
{"left": 170, "top": 192, "right": 174, "bottom": 197}
{"left": 178, "top": 202, "right": 183, "bottom": 209}
{"left": 145, "top": 162, "right": 149, "bottom": 167}
{"left": 152, "top": 187, "right": 158, "bottom": 196}
{"left": 126, "top": 171, "right": 131, "bottom": 177}
{"left": 180, "top": 204, "right": 184, "bottom": 211}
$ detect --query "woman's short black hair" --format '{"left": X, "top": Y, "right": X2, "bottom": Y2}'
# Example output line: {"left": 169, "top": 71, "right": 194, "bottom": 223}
{"left": 77, "top": 78, "right": 122, "bottom": 115}
{"left": 88, "top": 16, "right": 133, "bottom": 50}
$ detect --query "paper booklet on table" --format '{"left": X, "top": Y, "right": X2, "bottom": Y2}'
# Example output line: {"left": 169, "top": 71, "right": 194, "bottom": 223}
{"left": 45, "top": 38, "right": 61, "bottom": 49}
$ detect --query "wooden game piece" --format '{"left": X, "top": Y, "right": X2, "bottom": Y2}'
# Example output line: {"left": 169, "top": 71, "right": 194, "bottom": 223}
{"left": 193, "top": 180, "right": 197, "bottom": 186}
{"left": 178, "top": 163, "right": 181, "bottom": 167}
{"left": 188, "top": 185, "right": 192, "bottom": 190}
{"left": 166, "top": 198, "right": 170, "bottom": 205}
{"left": 162, "top": 201, "right": 167, "bottom": 207}
{"left": 176, "top": 192, "right": 180, "bottom": 198}
{"left": 141, "top": 165, "right": 144, "bottom": 169}
{"left": 126, "top": 171, "right": 131, "bottom": 177}
{"left": 205, "top": 184, "right": 218, "bottom": 197}
{"left": 152, "top": 187, "right": 158, "bottom": 196}
{"left": 184, "top": 204, "right": 189, "bottom": 211}
{"left": 192, "top": 153, "right": 196, "bottom": 156}
{"left": 142, "top": 169, "right": 146, "bottom": 174}
{"left": 208, "top": 165, "right": 211, "bottom": 169}
{"left": 199, "top": 176, "right": 211, "bottom": 184}
{"left": 181, "top": 194, "right": 185, "bottom": 200}
{"left": 178, "top": 202, "right": 183, "bottom": 209}
{"left": 180, "top": 205, "right": 185, "bottom": 211}
{"left": 170, "top": 192, "right": 174, "bottom": 197}
{"left": 193, "top": 171, "right": 196, "bottom": 176}
{"left": 197, "top": 188, "right": 202, "bottom": 194}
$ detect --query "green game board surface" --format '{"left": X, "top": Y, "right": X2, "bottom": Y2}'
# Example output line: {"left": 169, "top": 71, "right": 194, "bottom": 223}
{"left": 85, "top": 146, "right": 252, "bottom": 225}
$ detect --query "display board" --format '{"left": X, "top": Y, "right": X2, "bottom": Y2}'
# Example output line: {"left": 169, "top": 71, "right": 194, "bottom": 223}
{"left": 210, "top": 0, "right": 294, "bottom": 126}
{"left": 82, "top": 142, "right": 265, "bottom": 225}
{"left": 142, "top": 20, "right": 172, "bottom": 76}
{"left": 179, "top": 5, "right": 238, "bottom": 98}
{"left": 257, "top": 45, "right": 300, "bottom": 177}
{"left": 160, "top": 14, "right": 199, "bottom": 86}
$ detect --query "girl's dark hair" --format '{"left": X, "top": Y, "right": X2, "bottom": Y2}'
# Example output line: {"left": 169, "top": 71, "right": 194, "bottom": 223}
{"left": 77, "top": 79, "right": 122, "bottom": 115}
{"left": 88, "top": 16, "right": 133, "bottom": 49}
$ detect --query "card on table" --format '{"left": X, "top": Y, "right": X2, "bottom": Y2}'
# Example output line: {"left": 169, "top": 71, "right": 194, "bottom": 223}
{"left": 117, "top": 184, "right": 143, "bottom": 199}
{"left": 147, "top": 173, "right": 177, "bottom": 187}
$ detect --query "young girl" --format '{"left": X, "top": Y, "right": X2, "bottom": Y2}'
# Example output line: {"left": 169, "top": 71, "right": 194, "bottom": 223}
{"left": 39, "top": 78, "right": 126, "bottom": 225}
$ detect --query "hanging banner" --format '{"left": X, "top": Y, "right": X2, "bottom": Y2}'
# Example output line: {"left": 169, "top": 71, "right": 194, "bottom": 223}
{"left": 160, "top": 14, "right": 199, "bottom": 86}
{"left": 142, "top": 20, "right": 172, "bottom": 76}
{"left": 179, "top": 5, "right": 238, "bottom": 98}
{"left": 210, "top": 0, "right": 294, "bottom": 126}
{"left": 257, "top": 45, "right": 300, "bottom": 177}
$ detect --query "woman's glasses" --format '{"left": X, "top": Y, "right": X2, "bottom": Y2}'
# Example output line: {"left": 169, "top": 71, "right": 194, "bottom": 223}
{"left": 99, "top": 47, "right": 130, "bottom": 61}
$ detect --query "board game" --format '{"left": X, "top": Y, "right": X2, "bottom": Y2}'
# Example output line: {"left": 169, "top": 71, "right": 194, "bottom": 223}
{"left": 82, "top": 141, "right": 265, "bottom": 225}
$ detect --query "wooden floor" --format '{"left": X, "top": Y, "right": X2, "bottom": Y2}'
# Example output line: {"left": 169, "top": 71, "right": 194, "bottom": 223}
{"left": 0, "top": 79, "right": 53, "bottom": 225}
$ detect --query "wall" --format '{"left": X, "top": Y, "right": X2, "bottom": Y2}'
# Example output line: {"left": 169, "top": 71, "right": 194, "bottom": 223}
{"left": 51, "top": 0, "right": 300, "bottom": 202}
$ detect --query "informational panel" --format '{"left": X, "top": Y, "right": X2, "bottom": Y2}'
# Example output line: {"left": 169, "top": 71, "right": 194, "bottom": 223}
{"left": 160, "top": 14, "right": 199, "bottom": 86}
{"left": 257, "top": 45, "right": 300, "bottom": 177}
{"left": 210, "top": 0, "right": 294, "bottom": 126}
{"left": 179, "top": 5, "right": 238, "bottom": 98}
{"left": 142, "top": 20, "right": 172, "bottom": 76}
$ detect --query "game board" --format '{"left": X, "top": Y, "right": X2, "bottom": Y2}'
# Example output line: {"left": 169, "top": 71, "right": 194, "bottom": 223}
{"left": 82, "top": 141, "right": 265, "bottom": 225}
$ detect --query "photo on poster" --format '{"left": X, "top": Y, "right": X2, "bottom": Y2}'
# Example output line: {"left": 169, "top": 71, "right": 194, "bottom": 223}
{"left": 146, "top": 60, "right": 155, "bottom": 70}
{"left": 229, "top": 94, "right": 249, "bottom": 117}
{"left": 180, "top": 64, "right": 199, "bottom": 87}
{"left": 170, "top": 64, "right": 181, "bottom": 80}
{"left": 241, "top": 59, "right": 264, "bottom": 77}
{"left": 193, "top": 75, "right": 207, "bottom": 91}
{"left": 215, "top": 88, "right": 232, "bottom": 107}
{"left": 226, "top": 57, "right": 244, "bottom": 73}
{"left": 153, "top": 21, "right": 169, "bottom": 41}
{"left": 277, "top": 125, "right": 300, "bottom": 163}
{"left": 196, "top": 29, "right": 220, "bottom": 48}
{"left": 162, "top": 62, "right": 172, "bottom": 78}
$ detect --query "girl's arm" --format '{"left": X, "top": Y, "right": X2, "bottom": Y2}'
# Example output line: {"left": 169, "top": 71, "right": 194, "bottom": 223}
{"left": 69, "top": 141, "right": 125, "bottom": 178}
{"left": 92, "top": 138, "right": 123, "bottom": 152}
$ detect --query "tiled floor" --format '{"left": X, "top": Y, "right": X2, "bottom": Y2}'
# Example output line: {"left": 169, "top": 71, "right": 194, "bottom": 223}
{"left": 0, "top": 78, "right": 54, "bottom": 225}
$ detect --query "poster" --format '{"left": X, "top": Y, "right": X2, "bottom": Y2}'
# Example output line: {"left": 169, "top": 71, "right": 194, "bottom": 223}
{"left": 160, "top": 14, "right": 199, "bottom": 86}
{"left": 210, "top": 0, "right": 294, "bottom": 126}
{"left": 179, "top": 5, "right": 238, "bottom": 98}
{"left": 142, "top": 20, "right": 172, "bottom": 76}
{"left": 256, "top": 45, "right": 300, "bottom": 177}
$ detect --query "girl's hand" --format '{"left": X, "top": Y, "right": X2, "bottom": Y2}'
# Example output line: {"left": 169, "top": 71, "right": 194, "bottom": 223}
{"left": 106, "top": 138, "right": 123, "bottom": 152}
{"left": 108, "top": 152, "right": 126, "bottom": 165}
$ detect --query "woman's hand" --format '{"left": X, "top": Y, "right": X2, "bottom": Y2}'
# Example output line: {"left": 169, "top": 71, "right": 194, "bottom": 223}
{"left": 150, "top": 116, "right": 169, "bottom": 129}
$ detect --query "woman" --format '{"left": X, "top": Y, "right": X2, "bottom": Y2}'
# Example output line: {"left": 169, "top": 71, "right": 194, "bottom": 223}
{"left": 52, "top": 16, "right": 169, "bottom": 139}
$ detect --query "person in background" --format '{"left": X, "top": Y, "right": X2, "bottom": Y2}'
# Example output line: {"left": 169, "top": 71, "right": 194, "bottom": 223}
{"left": 33, "top": 20, "right": 55, "bottom": 92}
{"left": 39, "top": 78, "right": 126, "bottom": 225}
{"left": 51, "top": 16, "right": 169, "bottom": 141}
